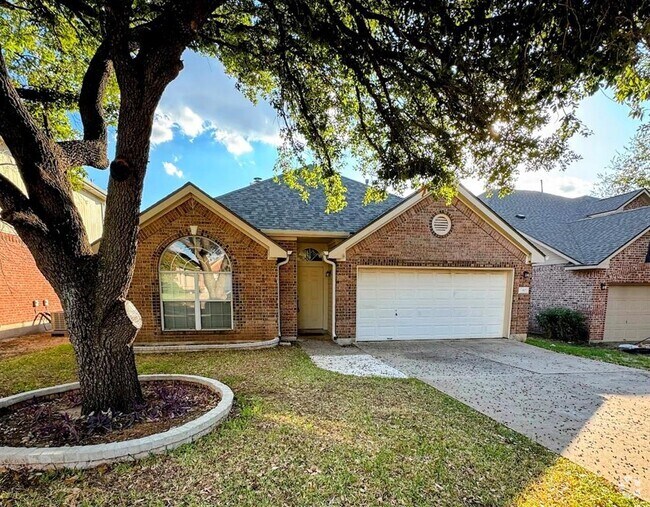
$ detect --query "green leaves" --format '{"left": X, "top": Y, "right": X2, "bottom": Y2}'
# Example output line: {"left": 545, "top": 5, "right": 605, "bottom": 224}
{"left": 3, "top": 0, "right": 649, "bottom": 201}
{"left": 207, "top": 0, "right": 649, "bottom": 198}
{"left": 614, "top": 49, "right": 650, "bottom": 120}
{"left": 596, "top": 124, "right": 650, "bottom": 197}
{"left": 0, "top": 2, "right": 118, "bottom": 141}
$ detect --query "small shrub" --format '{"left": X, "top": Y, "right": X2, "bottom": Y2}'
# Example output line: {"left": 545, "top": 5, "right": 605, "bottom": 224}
{"left": 536, "top": 307, "right": 588, "bottom": 343}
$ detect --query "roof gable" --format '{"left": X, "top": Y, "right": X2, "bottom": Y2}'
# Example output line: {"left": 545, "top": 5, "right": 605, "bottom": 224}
{"left": 479, "top": 188, "right": 650, "bottom": 265}
{"left": 328, "top": 185, "right": 545, "bottom": 263}
{"left": 216, "top": 176, "right": 403, "bottom": 234}
{"left": 139, "top": 183, "right": 287, "bottom": 259}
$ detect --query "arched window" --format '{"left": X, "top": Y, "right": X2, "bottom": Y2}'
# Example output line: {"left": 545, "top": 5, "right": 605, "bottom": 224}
{"left": 159, "top": 236, "right": 233, "bottom": 330}
{"left": 299, "top": 247, "right": 322, "bottom": 261}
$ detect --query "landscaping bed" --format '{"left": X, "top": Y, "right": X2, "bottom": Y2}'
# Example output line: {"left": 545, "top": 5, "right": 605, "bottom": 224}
{"left": 0, "top": 380, "right": 219, "bottom": 447}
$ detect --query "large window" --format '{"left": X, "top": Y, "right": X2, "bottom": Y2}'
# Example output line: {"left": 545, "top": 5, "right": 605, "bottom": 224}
{"left": 159, "top": 236, "right": 232, "bottom": 330}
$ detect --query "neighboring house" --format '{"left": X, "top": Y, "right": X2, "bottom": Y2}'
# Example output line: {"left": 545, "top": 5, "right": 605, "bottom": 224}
{"left": 0, "top": 140, "right": 106, "bottom": 338}
{"left": 127, "top": 177, "right": 543, "bottom": 348}
{"left": 480, "top": 189, "right": 650, "bottom": 342}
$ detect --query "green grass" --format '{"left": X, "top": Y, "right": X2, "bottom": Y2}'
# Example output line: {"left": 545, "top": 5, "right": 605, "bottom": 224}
{"left": 0, "top": 344, "right": 647, "bottom": 507}
{"left": 527, "top": 336, "right": 650, "bottom": 371}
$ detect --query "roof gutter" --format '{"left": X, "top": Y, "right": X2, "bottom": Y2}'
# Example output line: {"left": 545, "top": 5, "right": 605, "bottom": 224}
{"left": 263, "top": 229, "right": 351, "bottom": 239}
{"left": 323, "top": 252, "right": 336, "bottom": 339}
{"left": 564, "top": 264, "right": 608, "bottom": 271}
{"left": 276, "top": 251, "right": 293, "bottom": 340}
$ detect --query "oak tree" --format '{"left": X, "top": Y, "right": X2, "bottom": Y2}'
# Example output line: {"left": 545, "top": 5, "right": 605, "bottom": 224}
{"left": 0, "top": 0, "right": 647, "bottom": 413}
{"left": 597, "top": 49, "right": 650, "bottom": 196}
{"left": 596, "top": 124, "right": 650, "bottom": 196}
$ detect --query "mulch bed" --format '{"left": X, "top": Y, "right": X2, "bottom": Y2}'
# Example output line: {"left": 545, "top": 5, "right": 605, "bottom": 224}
{"left": 0, "top": 380, "right": 219, "bottom": 447}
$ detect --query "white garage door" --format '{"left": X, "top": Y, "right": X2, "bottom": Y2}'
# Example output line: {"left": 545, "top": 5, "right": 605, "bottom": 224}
{"left": 356, "top": 268, "right": 510, "bottom": 341}
{"left": 604, "top": 286, "right": 650, "bottom": 342}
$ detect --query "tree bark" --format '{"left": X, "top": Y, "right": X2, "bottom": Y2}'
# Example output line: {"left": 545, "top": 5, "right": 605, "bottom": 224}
{"left": 73, "top": 328, "right": 143, "bottom": 415}
{"left": 0, "top": 1, "right": 220, "bottom": 415}
{"left": 66, "top": 295, "right": 144, "bottom": 414}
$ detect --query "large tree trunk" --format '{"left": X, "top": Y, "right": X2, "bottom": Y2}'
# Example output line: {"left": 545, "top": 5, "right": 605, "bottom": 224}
{"left": 73, "top": 327, "right": 142, "bottom": 415}
{"left": 0, "top": 1, "right": 216, "bottom": 416}
{"left": 66, "top": 295, "right": 144, "bottom": 414}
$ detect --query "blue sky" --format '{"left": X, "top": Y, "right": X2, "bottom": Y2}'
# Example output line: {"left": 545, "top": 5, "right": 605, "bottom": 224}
{"left": 85, "top": 51, "right": 643, "bottom": 209}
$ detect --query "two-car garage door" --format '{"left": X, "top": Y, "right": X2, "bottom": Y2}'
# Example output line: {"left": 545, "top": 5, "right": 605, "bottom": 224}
{"left": 356, "top": 268, "right": 510, "bottom": 341}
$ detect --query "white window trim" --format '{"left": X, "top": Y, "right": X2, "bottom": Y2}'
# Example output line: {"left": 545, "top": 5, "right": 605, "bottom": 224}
{"left": 160, "top": 271, "right": 234, "bottom": 331}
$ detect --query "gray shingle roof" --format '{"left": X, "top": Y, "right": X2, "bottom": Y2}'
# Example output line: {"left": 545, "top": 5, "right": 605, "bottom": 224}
{"left": 216, "top": 176, "right": 404, "bottom": 233}
{"left": 479, "top": 189, "right": 650, "bottom": 265}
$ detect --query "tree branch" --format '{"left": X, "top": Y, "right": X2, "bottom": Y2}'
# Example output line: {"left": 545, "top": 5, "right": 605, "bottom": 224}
{"left": 57, "top": 42, "right": 111, "bottom": 169}
{"left": 0, "top": 43, "right": 60, "bottom": 183}
{"left": 0, "top": 172, "right": 47, "bottom": 234}
{"left": 0, "top": 43, "right": 91, "bottom": 254}
{"left": 16, "top": 86, "right": 78, "bottom": 106}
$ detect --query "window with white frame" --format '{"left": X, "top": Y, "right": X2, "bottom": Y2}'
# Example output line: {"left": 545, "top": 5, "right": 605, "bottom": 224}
{"left": 159, "top": 236, "right": 233, "bottom": 331}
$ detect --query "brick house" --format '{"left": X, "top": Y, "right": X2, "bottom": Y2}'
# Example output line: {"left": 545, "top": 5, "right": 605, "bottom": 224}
{"left": 0, "top": 141, "right": 106, "bottom": 338}
{"left": 481, "top": 189, "right": 650, "bottom": 342}
{"left": 126, "top": 178, "right": 543, "bottom": 349}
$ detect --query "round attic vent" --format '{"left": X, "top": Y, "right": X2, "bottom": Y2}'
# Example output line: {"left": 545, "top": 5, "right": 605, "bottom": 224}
{"left": 431, "top": 213, "right": 452, "bottom": 236}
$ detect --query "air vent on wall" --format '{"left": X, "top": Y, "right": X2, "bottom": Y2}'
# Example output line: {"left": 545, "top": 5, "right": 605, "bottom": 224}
{"left": 431, "top": 214, "right": 452, "bottom": 236}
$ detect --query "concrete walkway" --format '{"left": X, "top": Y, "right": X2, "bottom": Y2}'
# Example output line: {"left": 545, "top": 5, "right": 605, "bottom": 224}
{"left": 358, "top": 339, "right": 650, "bottom": 500}
{"left": 299, "top": 339, "right": 406, "bottom": 378}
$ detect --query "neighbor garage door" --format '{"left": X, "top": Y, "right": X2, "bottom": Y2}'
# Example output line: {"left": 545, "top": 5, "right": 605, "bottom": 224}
{"left": 603, "top": 286, "right": 650, "bottom": 342}
{"left": 356, "top": 268, "right": 510, "bottom": 341}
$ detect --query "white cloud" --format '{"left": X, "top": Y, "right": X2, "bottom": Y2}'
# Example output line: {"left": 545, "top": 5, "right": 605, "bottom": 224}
{"left": 151, "top": 113, "right": 175, "bottom": 145}
{"left": 151, "top": 106, "right": 206, "bottom": 145}
{"left": 516, "top": 172, "right": 594, "bottom": 197}
{"left": 150, "top": 51, "right": 281, "bottom": 153}
{"left": 163, "top": 161, "right": 184, "bottom": 178}
{"left": 213, "top": 130, "right": 253, "bottom": 156}
{"left": 175, "top": 106, "right": 205, "bottom": 138}
{"left": 461, "top": 177, "right": 485, "bottom": 196}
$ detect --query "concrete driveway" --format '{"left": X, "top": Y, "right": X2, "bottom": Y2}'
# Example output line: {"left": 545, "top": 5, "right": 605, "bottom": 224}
{"left": 358, "top": 339, "right": 650, "bottom": 500}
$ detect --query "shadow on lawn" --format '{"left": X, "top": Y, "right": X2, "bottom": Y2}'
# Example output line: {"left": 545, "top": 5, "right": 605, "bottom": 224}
{"left": 0, "top": 341, "right": 647, "bottom": 506}
{"left": 357, "top": 338, "right": 650, "bottom": 502}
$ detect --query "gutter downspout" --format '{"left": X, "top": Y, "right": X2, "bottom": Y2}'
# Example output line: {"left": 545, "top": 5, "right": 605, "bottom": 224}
{"left": 277, "top": 251, "right": 292, "bottom": 340}
{"left": 323, "top": 252, "right": 337, "bottom": 340}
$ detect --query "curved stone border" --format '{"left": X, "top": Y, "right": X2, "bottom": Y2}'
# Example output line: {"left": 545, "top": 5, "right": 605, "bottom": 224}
{"left": 0, "top": 374, "right": 233, "bottom": 469}
{"left": 134, "top": 337, "right": 279, "bottom": 353}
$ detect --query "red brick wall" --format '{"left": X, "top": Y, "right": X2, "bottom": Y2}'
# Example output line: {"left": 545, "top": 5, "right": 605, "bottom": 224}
{"left": 278, "top": 240, "right": 298, "bottom": 338}
{"left": 529, "top": 264, "right": 602, "bottom": 336}
{"left": 129, "top": 197, "right": 279, "bottom": 343}
{"left": 623, "top": 193, "right": 650, "bottom": 210}
{"left": 334, "top": 195, "right": 531, "bottom": 340}
{"left": 0, "top": 231, "right": 62, "bottom": 334}
{"left": 530, "top": 230, "right": 650, "bottom": 341}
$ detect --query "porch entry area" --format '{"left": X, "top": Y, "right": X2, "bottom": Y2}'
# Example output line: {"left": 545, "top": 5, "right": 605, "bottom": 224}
{"left": 297, "top": 243, "right": 332, "bottom": 335}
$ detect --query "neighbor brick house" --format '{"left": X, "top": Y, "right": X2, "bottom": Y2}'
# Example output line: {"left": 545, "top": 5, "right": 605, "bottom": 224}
{"left": 0, "top": 141, "right": 106, "bottom": 338}
{"left": 125, "top": 177, "right": 543, "bottom": 349}
{"left": 481, "top": 189, "right": 650, "bottom": 342}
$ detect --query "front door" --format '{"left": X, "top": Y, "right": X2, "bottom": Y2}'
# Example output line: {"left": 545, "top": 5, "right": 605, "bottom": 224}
{"left": 298, "top": 264, "right": 325, "bottom": 330}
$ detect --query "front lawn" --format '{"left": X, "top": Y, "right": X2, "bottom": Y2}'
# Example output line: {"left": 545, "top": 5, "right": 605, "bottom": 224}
{"left": 0, "top": 344, "right": 646, "bottom": 506}
{"left": 527, "top": 336, "right": 650, "bottom": 371}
